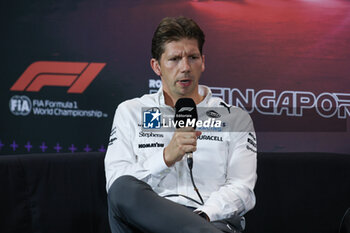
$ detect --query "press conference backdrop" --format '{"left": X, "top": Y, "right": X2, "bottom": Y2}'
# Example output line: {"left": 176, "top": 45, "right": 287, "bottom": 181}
{"left": 1, "top": 0, "right": 350, "bottom": 155}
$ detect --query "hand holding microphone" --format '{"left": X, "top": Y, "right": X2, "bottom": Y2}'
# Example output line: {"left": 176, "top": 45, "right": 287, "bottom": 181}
{"left": 163, "top": 127, "right": 201, "bottom": 167}
{"left": 163, "top": 98, "right": 201, "bottom": 167}
{"left": 163, "top": 98, "right": 205, "bottom": 205}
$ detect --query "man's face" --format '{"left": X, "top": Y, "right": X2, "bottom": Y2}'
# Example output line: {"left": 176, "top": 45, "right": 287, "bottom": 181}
{"left": 151, "top": 38, "right": 205, "bottom": 103}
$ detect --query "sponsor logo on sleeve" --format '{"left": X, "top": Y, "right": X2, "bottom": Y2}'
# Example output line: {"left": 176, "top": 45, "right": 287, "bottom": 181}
{"left": 108, "top": 127, "right": 117, "bottom": 146}
{"left": 108, "top": 137, "right": 117, "bottom": 146}
{"left": 246, "top": 145, "right": 257, "bottom": 153}
{"left": 110, "top": 127, "right": 116, "bottom": 137}
{"left": 248, "top": 132, "right": 256, "bottom": 142}
{"left": 247, "top": 132, "right": 257, "bottom": 153}
{"left": 247, "top": 138, "right": 257, "bottom": 149}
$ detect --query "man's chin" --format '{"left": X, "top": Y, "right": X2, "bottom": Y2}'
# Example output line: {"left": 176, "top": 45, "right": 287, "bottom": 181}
{"left": 176, "top": 88, "right": 196, "bottom": 98}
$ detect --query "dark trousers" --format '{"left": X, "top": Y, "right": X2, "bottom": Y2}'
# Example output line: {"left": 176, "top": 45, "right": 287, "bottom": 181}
{"left": 107, "top": 175, "right": 225, "bottom": 233}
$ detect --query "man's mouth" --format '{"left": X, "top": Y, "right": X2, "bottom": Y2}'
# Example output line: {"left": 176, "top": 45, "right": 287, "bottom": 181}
{"left": 177, "top": 79, "right": 192, "bottom": 87}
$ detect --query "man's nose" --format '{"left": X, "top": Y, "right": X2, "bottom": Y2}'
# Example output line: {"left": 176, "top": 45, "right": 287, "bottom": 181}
{"left": 180, "top": 58, "right": 190, "bottom": 73}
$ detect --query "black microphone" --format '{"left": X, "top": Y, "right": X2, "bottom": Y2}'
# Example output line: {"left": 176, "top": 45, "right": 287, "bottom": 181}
{"left": 173, "top": 98, "right": 204, "bottom": 205}
{"left": 174, "top": 98, "right": 198, "bottom": 129}
{"left": 174, "top": 98, "right": 197, "bottom": 169}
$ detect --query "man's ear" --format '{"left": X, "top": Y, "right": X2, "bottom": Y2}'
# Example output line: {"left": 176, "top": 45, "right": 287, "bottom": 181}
{"left": 201, "top": 54, "right": 205, "bottom": 72}
{"left": 150, "top": 58, "right": 161, "bottom": 76}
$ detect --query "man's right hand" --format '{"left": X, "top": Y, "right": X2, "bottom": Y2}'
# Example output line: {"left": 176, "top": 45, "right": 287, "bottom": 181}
{"left": 163, "top": 127, "right": 202, "bottom": 167}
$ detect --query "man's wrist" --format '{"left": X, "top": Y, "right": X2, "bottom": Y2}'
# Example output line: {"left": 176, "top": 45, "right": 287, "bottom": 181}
{"left": 163, "top": 148, "right": 173, "bottom": 167}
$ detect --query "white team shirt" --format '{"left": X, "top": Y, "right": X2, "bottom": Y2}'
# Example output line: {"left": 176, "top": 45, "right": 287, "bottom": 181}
{"left": 105, "top": 85, "right": 257, "bottom": 221}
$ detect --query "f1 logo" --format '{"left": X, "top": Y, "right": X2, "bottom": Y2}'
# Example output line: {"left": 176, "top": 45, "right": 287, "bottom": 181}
{"left": 178, "top": 107, "right": 194, "bottom": 112}
{"left": 10, "top": 61, "right": 106, "bottom": 93}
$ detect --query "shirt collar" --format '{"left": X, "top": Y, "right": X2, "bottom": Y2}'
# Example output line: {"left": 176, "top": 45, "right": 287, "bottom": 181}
{"left": 156, "top": 85, "right": 212, "bottom": 107}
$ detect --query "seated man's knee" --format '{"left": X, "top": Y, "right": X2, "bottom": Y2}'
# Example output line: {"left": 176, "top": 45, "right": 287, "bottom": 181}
{"left": 107, "top": 175, "right": 146, "bottom": 209}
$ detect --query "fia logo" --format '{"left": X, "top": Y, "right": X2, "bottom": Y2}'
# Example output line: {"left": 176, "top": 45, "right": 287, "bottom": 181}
{"left": 143, "top": 108, "right": 161, "bottom": 129}
{"left": 9, "top": 95, "right": 32, "bottom": 116}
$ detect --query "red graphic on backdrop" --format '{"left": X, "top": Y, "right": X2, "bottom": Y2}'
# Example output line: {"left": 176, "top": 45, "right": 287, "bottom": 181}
{"left": 10, "top": 61, "right": 106, "bottom": 93}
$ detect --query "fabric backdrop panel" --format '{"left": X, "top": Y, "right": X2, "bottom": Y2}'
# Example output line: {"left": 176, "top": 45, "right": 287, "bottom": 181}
{"left": 1, "top": 0, "right": 350, "bottom": 155}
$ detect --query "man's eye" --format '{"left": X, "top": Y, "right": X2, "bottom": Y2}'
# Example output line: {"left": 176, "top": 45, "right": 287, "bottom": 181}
{"left": 170, "top": 57, "right": 179, "bottom": 61}
{"left": 190, "top": 56, "right": 199, "bottom": 60}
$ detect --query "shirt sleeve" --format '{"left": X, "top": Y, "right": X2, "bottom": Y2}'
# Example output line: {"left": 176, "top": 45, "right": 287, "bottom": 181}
{"left": 195, "top": 111, "right": 257, "bottom": 221}
{"left": 104, "top": 102, "right": 171, "bottom": 192}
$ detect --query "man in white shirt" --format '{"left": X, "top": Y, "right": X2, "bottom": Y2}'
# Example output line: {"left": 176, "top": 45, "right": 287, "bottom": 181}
{"left": 105, "top": 16, "right": 257, "bottom": 233}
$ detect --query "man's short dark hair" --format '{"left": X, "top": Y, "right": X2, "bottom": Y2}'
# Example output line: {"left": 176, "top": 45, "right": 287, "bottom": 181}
{"left": 151, "top": 16, "right": 205, "bottom": 61}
